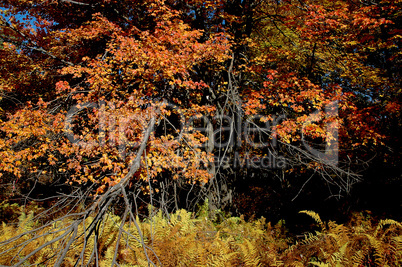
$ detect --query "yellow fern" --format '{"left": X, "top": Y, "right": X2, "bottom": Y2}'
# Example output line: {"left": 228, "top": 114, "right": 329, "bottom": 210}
{"left": 239, "top": 239, "right": 262, "bottom": 267}
{"left": 299, "top": 210, "right": 325, "bottom": 231}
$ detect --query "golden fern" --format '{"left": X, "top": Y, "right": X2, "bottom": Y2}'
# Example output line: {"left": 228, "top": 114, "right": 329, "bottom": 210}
{"left": 365, "top": 233, "right": 386, "bottom": 265}
{"left": 391, "top": 236, "right": 402, "bottom": 265}
{"left": 301, "top": 231, "right": 321, "bottom": 246}
{"left": 299, "top": 210, "right": 325, "bottom": 231}
{"left": 169, "top": 209, "right": 195, "bottom": 236}
{"left": 204, "top": 232, "right": 237, "bottom": 267}
{"left": 1, "top": 204, "right": 401, "bottom": 267}
{"left": 309, "top": 262, "right": 330, "bottom": 267}
{"left": 374, "top": 219, "right": 402, "bottom": 237}
{"left": 97, "top": 214, "right": 121, "bottom": 266}
{"left": 238, "top": 239, "right": 262, "bottom": 267}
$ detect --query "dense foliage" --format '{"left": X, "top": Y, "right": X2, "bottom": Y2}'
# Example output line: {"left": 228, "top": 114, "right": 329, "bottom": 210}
{"left": 0, "top": 203, "right": 401, "bottom": 266}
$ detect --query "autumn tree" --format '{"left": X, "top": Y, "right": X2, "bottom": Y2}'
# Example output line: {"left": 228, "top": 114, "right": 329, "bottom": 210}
{"left": 233, "top": 0, "right": 401, "bottom": 217}
{"left": 0, "top": 0, "right": 401, "bottom": 264}
{"left": 0, "top": 0, "right": 231, "bottom": 264}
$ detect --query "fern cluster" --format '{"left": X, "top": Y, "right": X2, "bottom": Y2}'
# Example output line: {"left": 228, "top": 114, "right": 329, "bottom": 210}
{"left": 283, "top": 211, "right": 402, "bottom": 267}
{"left": 0, "top": 205, "right": 401, "bottom": 266}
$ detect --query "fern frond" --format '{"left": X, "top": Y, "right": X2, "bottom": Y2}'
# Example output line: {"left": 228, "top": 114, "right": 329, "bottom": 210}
{"left": 374, "top": 219, "right": 402, "bottom": 237}
{"left": 239, "top": 239, "right": 262, "bottom": 267}
{"left": 308, "top": 262, "right": 330, "bottom": 267}
{"left": 364, "top": 233, "right": 386, "bottom": 265}
{"left": 301, "top": 231, "right": 321, "bottom": 246}
{"left": 330, "top": 241, "right": 349, "bottom": 266}
{"left": 299, "top": 210, "right": 325, "bottom": 230}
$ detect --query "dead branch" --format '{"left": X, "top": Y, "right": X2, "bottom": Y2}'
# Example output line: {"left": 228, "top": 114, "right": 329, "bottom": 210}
{"left": 0, "top": 117, "right": 158, "bottom": 266}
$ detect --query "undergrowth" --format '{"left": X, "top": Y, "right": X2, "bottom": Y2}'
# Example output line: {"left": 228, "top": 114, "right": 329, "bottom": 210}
{"left": 0, "top": 202, "right": 401, "bottom": 266}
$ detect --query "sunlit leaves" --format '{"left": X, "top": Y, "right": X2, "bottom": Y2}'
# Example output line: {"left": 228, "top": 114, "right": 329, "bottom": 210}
{"left": 0, "top": 0, "right": 400, "bottom": 197}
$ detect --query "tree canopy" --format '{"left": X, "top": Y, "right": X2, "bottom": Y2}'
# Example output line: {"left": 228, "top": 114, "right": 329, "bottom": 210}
{"left": 0, "top": 0, "right": 400, "bottom": 216}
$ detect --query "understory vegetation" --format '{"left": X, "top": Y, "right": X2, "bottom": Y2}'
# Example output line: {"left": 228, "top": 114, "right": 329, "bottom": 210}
{"left": 0, "top": 202, "right": 401, "bottom": 266}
